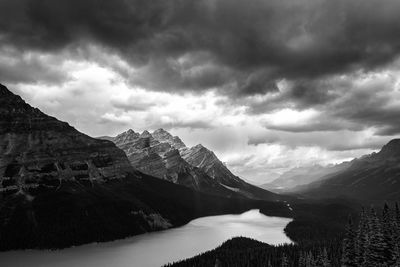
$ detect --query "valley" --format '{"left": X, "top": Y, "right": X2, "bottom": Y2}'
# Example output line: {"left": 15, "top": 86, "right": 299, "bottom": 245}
{"left": 0, "top": 83, "right": 398, "bottom": 266}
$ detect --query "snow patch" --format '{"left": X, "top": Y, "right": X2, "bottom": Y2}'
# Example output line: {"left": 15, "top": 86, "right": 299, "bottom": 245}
{"left": 220, "top": 183, "right": 240, "bottom": 192}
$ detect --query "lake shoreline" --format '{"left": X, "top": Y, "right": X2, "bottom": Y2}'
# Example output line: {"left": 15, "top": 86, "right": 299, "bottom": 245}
{"left": 0, "top": 209, "right": 292, "bottom": 267}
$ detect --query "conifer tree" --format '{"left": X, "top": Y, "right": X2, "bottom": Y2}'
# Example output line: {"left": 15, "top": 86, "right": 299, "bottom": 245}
{"left": 306, "top": 252, "right": 315, "bottom": 267}
{"left": 321, "top": 248, "right": 331, "bottom": 267}
{"left": 341, "top": 216, "right": 357, "bottom": 267}
{"left": 366, "top": 208, "right": 387, "bottom": 266}
{"left": 355, "top": 207, "right": 368, "bottom": 266}
{"left": 299, "top": 251, "right": 306, "bottom": 267}
{"left": 281, "top": 253, "right": 289, "bottom": 267}
{"left": 382, "top": 203, "right": 396, "bottom": 265}
{"left": 396, "top": 203, "right": 400, "bottom": 243}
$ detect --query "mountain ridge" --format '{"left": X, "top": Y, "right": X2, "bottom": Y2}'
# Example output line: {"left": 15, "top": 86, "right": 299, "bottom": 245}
{"left": 102, "top": 128, "right": 279, "bottom": 200}
{"left": 261, "top": 162, "right": 351, "bottom": 193}
{"left": 297, "top": 138, "right": 400, "bottom": 201}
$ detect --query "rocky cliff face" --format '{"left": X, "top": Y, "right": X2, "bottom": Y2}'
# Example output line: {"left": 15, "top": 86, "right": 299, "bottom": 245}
{"left": 0, "top": 84, "right": 133, "bottom": 193}
{"left": 181, "top": 144, "right": 243, "bottom": 187}
{"left": 105, "top": 128, "right": 237, "bottom": 196}
{"left": 180, "top": 144, "right": 279, "bottom": 200}
{"left": 152, "top": 128, "right": 186, "bottom": 149}
{"left": 106, "top": 129, "right": 279, "bottom": 200}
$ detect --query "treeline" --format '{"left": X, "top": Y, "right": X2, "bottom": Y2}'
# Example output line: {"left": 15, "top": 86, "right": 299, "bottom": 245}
{"left": 165, "top": 236, "right": 338, "bottom": 267}
{"left": 341, "top": 203, "right": 400, "bottom": 267}
{"left": 168, "top": 202, "right": 400, "bottom": 267}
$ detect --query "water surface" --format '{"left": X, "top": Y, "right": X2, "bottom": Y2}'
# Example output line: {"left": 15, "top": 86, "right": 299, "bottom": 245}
{"left": 0, "top": 209, "right": 292, "bottom": 267}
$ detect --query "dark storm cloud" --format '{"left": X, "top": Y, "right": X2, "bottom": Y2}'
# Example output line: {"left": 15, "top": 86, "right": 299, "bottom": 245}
{"left": 3, "top": 0, "right": 400, "bottom": 145}
{"left": 331, "top": 82, "right": 400, "bottom": 136}
{"left": 2, "top": 0, "right": 400, "bottom": 94}
{"left": 251, "top": 70, "right": 400, "bottom": 138}
{"left": 0, "top": 47, "right": 69, "bottom": 84}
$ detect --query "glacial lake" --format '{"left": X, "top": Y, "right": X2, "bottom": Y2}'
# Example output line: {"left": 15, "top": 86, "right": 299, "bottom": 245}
{"left": 0, "top": 209, "right": 292, "bottom": 267}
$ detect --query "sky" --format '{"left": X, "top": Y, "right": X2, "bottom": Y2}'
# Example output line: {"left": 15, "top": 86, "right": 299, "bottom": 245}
{"left": 1, "top": 0, "right": 400, "bottom": 184}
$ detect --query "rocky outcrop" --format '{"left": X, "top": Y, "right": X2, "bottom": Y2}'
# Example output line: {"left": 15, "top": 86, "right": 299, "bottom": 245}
{"left": 0, "top": 84, "right": 133, "bottom": 193}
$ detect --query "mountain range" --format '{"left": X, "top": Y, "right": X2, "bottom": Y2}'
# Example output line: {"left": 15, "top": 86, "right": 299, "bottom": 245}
{"left": 290, "top": 140, "right": 400, "bottom": 202}
{"left": 100, "top": 129, "right": 278, "bottom": 200}
{"left": 261, "top": 162, "right": 350, "bottom": 193}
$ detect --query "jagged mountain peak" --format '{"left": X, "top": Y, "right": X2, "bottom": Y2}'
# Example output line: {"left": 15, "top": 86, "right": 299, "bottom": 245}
{"left": 117, "top": 129, "right": 137, "bottom": 137}
{"left": 126, "top": 129, "right": 136, "bottom": 135}
{"left": 192, "top": 144, "right": 208, "bottom": 151}
{"left": 140, "top": 130, "right": 152, "bottom": 138}
{"left": 152, "top": 128, "right": 186, "bottom": 149}
{"left": 114, "top": 129, "right": 140, "bottom": 144}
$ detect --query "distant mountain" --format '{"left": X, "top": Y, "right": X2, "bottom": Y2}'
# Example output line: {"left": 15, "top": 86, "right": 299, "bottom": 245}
{"left": 299, "top": 139, "right": 400, "bottom": 201}
{"left": 0, "top": 83, "right": 287, "bottom": 251}
{"left": 261, "top": 163, "right": 350, "bottom": 193}
{"left": 103, "top": 129, "right": 279, "bottom": 200}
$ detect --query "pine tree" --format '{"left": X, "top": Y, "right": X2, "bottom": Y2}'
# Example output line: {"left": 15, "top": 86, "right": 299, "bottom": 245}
{"left": 341, "top": 216, "right": 357, "bottom": 267}
{"left": 355, "top": 207, "right": 368, "bottom": 266}
{"left": 306, "top": 252, "right": 315, "bottom": 267}
{"left": 366, "top": 208, "right": 387, "bottom": 266}
{"left": 321, "top": 248, "right": 331, "bottom": 267}
{"left": 299, "top": 251, "right": 306, "bottom": 267}
{"left": 382, "top": 203, "right": 396, "bottom": 265}
{"left": 396, "top": 202, "right": 400, "bottom": 228}
{"left": 281, "top": 253, "right": 289, "bottom": 267}
{"left": 396, "top": 203, "right": 400, "bottom": 244}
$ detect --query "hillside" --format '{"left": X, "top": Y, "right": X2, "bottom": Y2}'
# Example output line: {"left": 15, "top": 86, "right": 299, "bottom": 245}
{"left": 298, "top": 139, "right": 400, "bottom": 201}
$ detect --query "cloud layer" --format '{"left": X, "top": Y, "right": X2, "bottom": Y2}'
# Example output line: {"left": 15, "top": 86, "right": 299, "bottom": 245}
{"left": 1, "top": 0, "right": 400, "bottom": 183}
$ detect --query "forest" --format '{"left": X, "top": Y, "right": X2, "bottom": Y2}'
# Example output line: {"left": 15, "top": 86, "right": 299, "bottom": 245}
{"left": 167, "top": 202, "right": 400, "bottom": 267}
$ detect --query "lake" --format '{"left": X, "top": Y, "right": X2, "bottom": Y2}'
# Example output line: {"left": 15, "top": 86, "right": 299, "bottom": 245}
{"left": 0, "top": 209, "right": 292, "bottom": 267}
